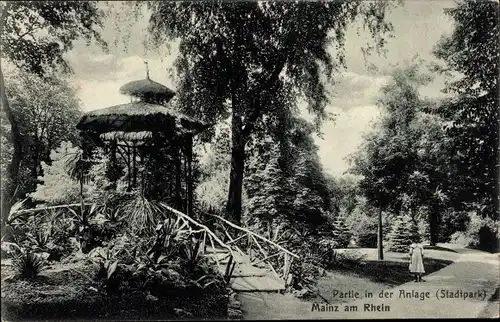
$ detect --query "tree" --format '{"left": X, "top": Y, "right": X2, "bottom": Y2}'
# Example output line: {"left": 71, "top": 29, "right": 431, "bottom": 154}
{"left": 387, "top": 213, "right": 420, "bottom": 253}
{"left": 3, "top": 65, "right": 82, "bottom": 195}
{"left": 349, "top": 62, "right": 452, "bottom": 247}
{"left": 245, "top": 144, "right": 292, "bottom": 234}
{"left": 0, "top": 1, "right": 106, "bottom": 230}
{"left": 147, "top": 1, "right": 395, "bottom": 224}
{"left": 432, "top": 0, "right": 499, "bottom": 219}
{"left": 328, "top": 174, "right": 361, "bottom": 216}
{"left": 246, "top": 113, "right": 333, "bottom": 230}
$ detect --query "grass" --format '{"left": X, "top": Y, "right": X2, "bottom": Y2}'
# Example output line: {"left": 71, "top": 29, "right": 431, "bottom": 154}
{"left": 1, "top": 260, "right": 228, "bottom": 321}
{"left": 311, "top": 247, "right": 459, "bottom": 305}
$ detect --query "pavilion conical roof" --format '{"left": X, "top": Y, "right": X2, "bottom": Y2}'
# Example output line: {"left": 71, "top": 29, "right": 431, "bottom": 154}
{"left": 77, "top": 77, "right": 207, "bottom": 136}
{"left": 119, "top": 77, "right": 176, "bottom": 102}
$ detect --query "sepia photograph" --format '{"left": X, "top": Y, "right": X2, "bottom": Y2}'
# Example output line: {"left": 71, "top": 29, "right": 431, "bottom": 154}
{"left": 0, "top": 0, "right": 498, "bottom": 320}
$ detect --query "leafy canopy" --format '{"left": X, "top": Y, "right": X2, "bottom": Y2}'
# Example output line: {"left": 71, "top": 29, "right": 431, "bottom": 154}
{"left": 147, "top": 0, "right": 395, "bottom": 137}
{"left": 0, "top": 1, "right": 107, "bottom": 76}
{"left": 432, "top": 0, "right": 499, "bottom": 217}
{"left": 349, "top": 62, "right": 435, "bottom": 212}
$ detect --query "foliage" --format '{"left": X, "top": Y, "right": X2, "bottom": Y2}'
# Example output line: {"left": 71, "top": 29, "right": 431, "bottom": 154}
{"left": 432, "top": 0, "right": 499, "bottom": 219}
{"left": 245, "top": 145, "right": 292, "bottom": 228}
{"left": 5, "top": 205, "right": 78, "bottom": 261}
{"left": 342, "top": 196, "right": 392, "bottom": 248}
{"left": 121, "top": 193, "right": 166, "bottom": 236}
{"left": 387, "top": 214, "right": 420, "bottom": 253}
{"left": 244, "top": 116, "right": 332, "bottom": 229}
{"left": 195, "top": 122, "right": 232, "bottom": 216}
{"left": 89, "top": 245, "right": 123, "bottom": 292}
{"left": 67, "top": 204, "right": 102, "bottom": 254}
{"left": 323, "top": 249, "right": 367, "bottom": 271}
{"left": 438, "top": 209, "right": 469, "bottom": 243}
{"left": 350, "top": 62, "right": 433, "bottom": 212}
{"left": 328, "top": 174, "right": 361, "bottom": 215}
{"left": 84, "top": 218, "right": 225, "bottom": 297}
{"left": 0, "top": 1, "right": 106, "bottom": 75}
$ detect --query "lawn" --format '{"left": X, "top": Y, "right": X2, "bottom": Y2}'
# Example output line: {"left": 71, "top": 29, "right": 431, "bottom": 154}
{"left": 312, "top": 245, "right": 460, "bottom": 305}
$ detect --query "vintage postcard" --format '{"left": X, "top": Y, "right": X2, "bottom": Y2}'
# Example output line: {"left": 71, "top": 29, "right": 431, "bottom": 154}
{"left": 1, "top": 0, "right": 498, "bottom": 320}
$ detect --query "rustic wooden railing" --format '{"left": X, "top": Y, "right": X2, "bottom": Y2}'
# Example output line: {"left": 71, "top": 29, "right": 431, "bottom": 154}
{"left": 7, "top": 202, "right": 93, "bottom": 224}
{"left": 195, "top": 208, "right": 299, "bottom": 286}
{"left": 158, "top": 203, "right": 238, "bottom": 277}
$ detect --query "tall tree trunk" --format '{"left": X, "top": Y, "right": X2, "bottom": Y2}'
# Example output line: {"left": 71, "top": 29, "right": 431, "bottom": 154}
{"left": 1, "top": 66, "right": 22, "bottom": 236}
{"left": 31, "top": 140, "right": 40, "bottom": 192}
{"left": 80, "top": 178, "right": 84, "bottom": 210}
{"left": 226, "top": 108, "right": 246, "bottom": 226}
{"left": 428, "top": 206, "right": 439, "bottom": 246}
{"left": 186, "top": 135, "right": 193, "bottom": 219}
{"left": 377, "top": 209, "right": 384, "bottom": 260}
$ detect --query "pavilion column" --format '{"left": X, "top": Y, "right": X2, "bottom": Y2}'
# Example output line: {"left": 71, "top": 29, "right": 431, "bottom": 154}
{"left": 132, "top": 144, "right": 137, "bottom": 187}
{"left": 175, "top": 142, "right": 182, "bottom": 210}
{"left": 110, "top": 140, "right": 117, "bottom": 169}
{"left": 126, "top": 144, "right": 131, "bottom": 192}
{"left": 186, "top": 134, "right": 193, "bottom": 218}
{"left": 109, "top": 139, "right": 118, "bottom": 188}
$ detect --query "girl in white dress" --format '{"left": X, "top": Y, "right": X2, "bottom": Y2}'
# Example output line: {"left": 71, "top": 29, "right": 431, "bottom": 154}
{"left": 409, "top": 243, "right": 425, "bottom": 282}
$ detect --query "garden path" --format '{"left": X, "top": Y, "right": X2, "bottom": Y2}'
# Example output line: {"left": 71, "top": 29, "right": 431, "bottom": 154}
{"left": 237, "top": 244, "right": 499, "bottom": 319}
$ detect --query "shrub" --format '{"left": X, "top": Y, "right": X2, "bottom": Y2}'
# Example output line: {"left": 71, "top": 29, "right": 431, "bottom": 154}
{"left": 288, "top": 260, "right": 321, "bottom": 299}
{"left": 329, "top": 249, "right": 367, "bottom": 270}
{"left": 456, "top": 212, "right": 499, "bottom": 252}
{"left": 86, "top": 218, "right": 225, "bottom": 297}
{"left": 439, "top": 209, "right": 469, "bottom": 242}
{"left": 316, "top": 242, "right": 366, "bottom": 270}
{"left": 7, "top": 210, "right": 76, "bottom": 261}
{"left": 358, "top": 232, "right": 378, "bottom": 248}
{"left": 315, "top": 237, "right": 340, "bottom": 267}
{"left": 354, "top": 215, "right": 378, "bottom": 248}
{"left": 121, "top": 194, "right": 165, "bottom": 236}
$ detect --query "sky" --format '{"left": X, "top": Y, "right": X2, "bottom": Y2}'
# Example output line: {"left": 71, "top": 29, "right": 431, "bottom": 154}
{"left": 65, "top": 0, "right": 457, "bottom": 178}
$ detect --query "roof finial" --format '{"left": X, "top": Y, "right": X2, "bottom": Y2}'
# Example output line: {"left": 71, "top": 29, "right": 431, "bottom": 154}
{"left": 144, "top": 60, "right": 149, "bottom": 79}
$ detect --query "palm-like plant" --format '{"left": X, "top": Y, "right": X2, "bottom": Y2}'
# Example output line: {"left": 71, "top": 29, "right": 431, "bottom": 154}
{"left": 64, "top": 147, "right": 94, "bottom": 208}
{"left": 121, "top": 194, "right": 164, "bottom": 235}
{"left": 3, "top": 198, "right": 28, "bottom": 243}
{"left": 8, "top": 243, "right": 48, "bottom": 279}
{"left": 180, "top": 237, "right": 206, "bottom": 273}
{"left": 67, "top": 204, "right": 101, "bottom": 253}
{"left": 28, "top": 226, "right": 51, "bottom": 251}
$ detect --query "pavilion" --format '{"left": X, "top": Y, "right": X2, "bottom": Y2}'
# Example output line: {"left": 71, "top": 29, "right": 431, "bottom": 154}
{"left": 76, "top": 66, "right": 208, "bottom": 218}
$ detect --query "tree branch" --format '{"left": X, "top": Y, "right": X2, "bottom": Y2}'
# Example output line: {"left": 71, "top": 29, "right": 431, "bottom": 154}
{"left": 14, "top": 24, "right": 44, "bottom": 45}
